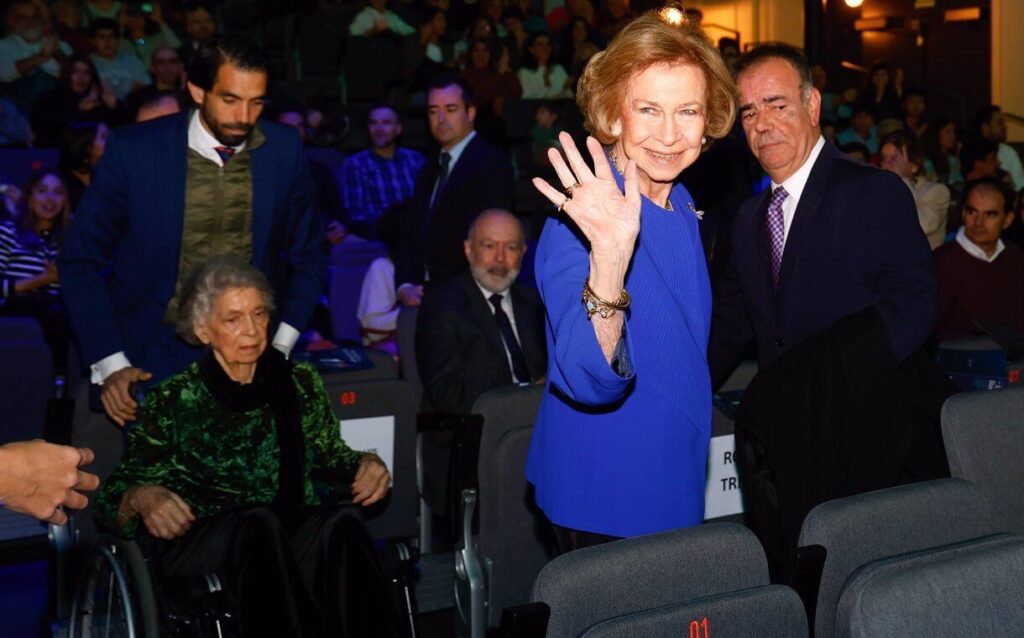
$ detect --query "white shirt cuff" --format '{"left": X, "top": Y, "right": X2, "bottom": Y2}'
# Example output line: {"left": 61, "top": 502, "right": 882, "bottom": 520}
{"left": 272, "top": 323, "right": 300, "bottom": 358}
{"left": 91, "top": 352, "right": 133, "bottom": 385}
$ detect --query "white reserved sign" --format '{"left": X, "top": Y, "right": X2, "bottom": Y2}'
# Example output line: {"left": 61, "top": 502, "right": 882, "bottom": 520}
{"left": 339, "top": 416, "right": 395, "bottom": 476}
{"left": 704, "top": 434, "right": 744, "bottom": 520}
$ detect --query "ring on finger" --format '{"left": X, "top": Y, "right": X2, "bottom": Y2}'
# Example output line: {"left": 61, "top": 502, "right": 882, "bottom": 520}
{"left": 563, "top": 182, "right": 582, "bottom": 197}
{"left": 557, "top": 197, "right": 569, "bottom": 213}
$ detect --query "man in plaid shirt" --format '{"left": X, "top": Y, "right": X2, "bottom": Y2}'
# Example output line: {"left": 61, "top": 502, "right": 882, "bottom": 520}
{"left": 337, "top": 104, "right": 426, "bottom": 238}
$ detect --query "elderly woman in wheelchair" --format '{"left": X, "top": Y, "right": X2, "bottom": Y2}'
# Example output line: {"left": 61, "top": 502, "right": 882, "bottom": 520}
{"left": 91, "top": 255, "right": 400, "bottom": 637}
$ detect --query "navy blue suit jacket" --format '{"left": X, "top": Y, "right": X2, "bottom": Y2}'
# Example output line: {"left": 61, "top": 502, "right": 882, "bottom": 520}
{"left": 709, "top": 141, "right": 937, "bottom": 387}
{"left": 59, "top": 112, "right": 326, "bottom": 381}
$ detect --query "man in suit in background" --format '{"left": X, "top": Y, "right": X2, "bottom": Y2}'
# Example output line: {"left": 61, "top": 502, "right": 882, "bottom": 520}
{"left": 60, "top": 34, "right": 325, "bottom": 426}
{"left": 396, "top": 75, "right": 515, "bottom": 305}
{"left": 708, "top": 44, "right": 943, "bottom": 579}
{"left": 415, "top": 209, "right": 545, "bottom": 524}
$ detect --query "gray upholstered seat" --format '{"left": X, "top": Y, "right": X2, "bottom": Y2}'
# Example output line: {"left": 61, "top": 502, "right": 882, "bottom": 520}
{"left": 798, "top": 479, "right": 996, "bottom": 638}
{"left": 580, "top": 584, "right": 808, "bottom": 638}
{"left": 835, "top": 533, "right": 1024, "bottom": 638}
{"left": 532, "top": 522, "right": 771, "bottom": 638}
{"left": 455, "top": 384, "right": 551, "bottom": 636}
{"left": 941, "top": 386, "right": 1024, "bottom": 533}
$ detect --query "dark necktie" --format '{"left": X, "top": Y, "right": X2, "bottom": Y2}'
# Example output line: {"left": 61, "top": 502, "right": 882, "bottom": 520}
{"left": 430, "top": 151, "right": 451, "bottom": 207}
{"left": 766, "top": 185, "right": 788, "bottom": 289}
{"left": 215, "top": 145, "right": 236, "bottom": 164}
{"left": 489, "top": 293, "right": 531, "bottom": 384}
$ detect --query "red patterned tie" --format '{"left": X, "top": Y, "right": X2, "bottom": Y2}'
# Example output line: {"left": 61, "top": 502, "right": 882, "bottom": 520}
{"left": 215, "top": 146, "right": 236, "bottom": 163}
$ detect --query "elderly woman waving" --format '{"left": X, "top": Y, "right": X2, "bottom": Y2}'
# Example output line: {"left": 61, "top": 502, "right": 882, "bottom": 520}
{"left": 525, "top": 12, "right": 736, "bottom": 552}
{"left": 94, "top": 256, "right": 399, "bottom": 637}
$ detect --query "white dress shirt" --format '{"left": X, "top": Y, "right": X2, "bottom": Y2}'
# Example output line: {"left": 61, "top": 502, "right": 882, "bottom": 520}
{"left": 475, "top": 279, "right": 527, "bottom": 384}
{"left": 90, "top": 111, "right": 298, "bottom": 384}
{"left": 771, "top": 135, "right": 826, "bottom": 250}
{"left": 955, "top": 226, "right": 1005, "bottom": 263}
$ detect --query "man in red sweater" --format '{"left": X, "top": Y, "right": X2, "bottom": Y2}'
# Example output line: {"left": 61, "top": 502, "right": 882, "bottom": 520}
{"left": 933, "top": 177, "right": 1024, "bottom": 342}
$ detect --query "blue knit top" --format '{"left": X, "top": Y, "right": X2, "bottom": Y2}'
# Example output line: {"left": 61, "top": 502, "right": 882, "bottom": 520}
{"left": 525, "top": 166, "right": 713, "bottom": 537}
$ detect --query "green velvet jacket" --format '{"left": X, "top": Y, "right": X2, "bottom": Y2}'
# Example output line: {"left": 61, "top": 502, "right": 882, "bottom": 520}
{"left": 94, "top": 362, "right": 363, "bottom": 537}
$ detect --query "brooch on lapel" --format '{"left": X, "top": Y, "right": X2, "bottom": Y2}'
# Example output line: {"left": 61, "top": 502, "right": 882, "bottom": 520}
{"left": 688, "top": 201, "right": 704, "bottom": 221}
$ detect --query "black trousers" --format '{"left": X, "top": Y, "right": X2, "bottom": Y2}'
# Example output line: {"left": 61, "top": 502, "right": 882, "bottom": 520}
{"left": 148, "top": 505, "right": 400, "bottom": 638}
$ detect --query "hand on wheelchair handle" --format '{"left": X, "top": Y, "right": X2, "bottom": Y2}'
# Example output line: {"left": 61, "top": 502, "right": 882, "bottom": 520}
{"left": 128, "top": 485, "right": 196, "bottom": 540}
{"left": 352, "top": 454, "right": 391, "bottom": 507}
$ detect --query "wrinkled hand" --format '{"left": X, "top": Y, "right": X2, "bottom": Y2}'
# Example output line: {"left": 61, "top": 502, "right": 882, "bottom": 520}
{"left": 101, "top": 366, "right": 152, "bottom": 426}
{"left": 326, "top": 220, "right": 348, "bottom": 245}
{"left": 532, "top": 132, "right": 640, "bottom": 259}
{"left": 352, "top": 454, "right": 390, "bottom": 506}
{"left": 128, "top": 485, "right": 195, "bottom": 540}
{"left": 0, "top": 441, "right": 99, "bottom": 525}
{"left": 397, "top": 284, "right": 423, "bottom": 307}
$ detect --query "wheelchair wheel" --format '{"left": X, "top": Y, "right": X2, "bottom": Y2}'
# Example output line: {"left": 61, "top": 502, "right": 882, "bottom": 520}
{"left": 69, "top": 538, "right": 160, "bottom": 638}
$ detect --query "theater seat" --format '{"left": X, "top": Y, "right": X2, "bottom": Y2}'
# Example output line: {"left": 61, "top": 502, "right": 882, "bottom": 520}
{"left": 580, "top": 585, "right": 808, "bottom": 638}
{"left": 941, "top": 386, "right": 1024, "bottom": 532}
{"left": 531, "top": 523, "right": 778, "bottom": 638}
{"left": 834, "top": 533, "right": 1024, "bottom": 638}
{"left": 0, "top": 317, "right": 52, "bottom": 445}
{"left": 797, "top": 479, "right": 997, "bottom": 638}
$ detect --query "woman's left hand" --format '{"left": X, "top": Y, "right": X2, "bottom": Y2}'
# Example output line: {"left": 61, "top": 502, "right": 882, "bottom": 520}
{"left": 352, "top": 454, "right": 390, "bottom": 506}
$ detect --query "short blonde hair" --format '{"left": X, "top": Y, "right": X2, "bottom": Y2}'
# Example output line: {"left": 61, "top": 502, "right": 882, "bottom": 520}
{"left": 576, "top": 12, "right": 736, "bottom": 146}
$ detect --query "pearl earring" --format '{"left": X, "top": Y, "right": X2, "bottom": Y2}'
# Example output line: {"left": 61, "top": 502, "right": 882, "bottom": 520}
{"left": 701, "top": 136, "right": 707, "bottom": 145}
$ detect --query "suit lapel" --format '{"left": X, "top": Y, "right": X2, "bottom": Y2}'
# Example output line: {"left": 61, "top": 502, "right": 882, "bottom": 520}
{"left": 776, "top": 143, "right": 836, "bottom": 299}
{"left": 433, "top": 136, "right": 478, "bottom": 213}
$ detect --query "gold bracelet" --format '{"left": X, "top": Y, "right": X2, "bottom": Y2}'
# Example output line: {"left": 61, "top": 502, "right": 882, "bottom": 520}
{"left": 582, "top": 279, "right": 630, "bottom": 319}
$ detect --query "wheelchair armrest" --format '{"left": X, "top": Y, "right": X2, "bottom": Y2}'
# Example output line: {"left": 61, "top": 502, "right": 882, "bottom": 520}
{"left": 496, "top": 602, "right": 551, "bottom": 638}
{"left": 454, "top": 488, "right": 487, "bottom": 638}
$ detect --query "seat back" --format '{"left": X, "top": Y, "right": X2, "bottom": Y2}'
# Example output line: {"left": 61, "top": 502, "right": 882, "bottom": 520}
{"left": 532, "top": 523, "right": 770, "bottom": 638}
{"left": 0, "top": 317, "right": 51, "bottom": 445}
{"left": 396, "top": 305, "right": 421, "bottom": 399}
{"left": 835, "top": 534, "right": 1024, "bottom": 638}
{"left": 324, "top": 377, "right": 418, "bottom": 541}
{"left": 474, "top": 384, "right": 550, "bottom": 626}
{"left": 798, "top": 479, "right": 996, "bottom": 638}
{"left": 0, "top": 148, "right": 60, "bottom": 187}
{"left": 941, "top": 386, "right": 1024, "bottom": 532}
{"left": 580, "top": 584, "right": 809, "bottom": 638}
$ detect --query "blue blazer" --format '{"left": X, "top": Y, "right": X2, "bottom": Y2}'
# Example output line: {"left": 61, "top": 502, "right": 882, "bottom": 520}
{"left": 59, "top": 112, "right": 326, "bottom": 382}
{"left": 708, "top": 141, "right": 937, "bottom": 386}
{"left": 526, "top": 171, "right": 713, "bottom": 538}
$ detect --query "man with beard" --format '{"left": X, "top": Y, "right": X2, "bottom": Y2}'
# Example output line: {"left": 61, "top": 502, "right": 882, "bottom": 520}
{"left": 416, "top": 208, "right": 546, "bottom": 414}
{"left": 60, "top": 34, "right": 324, "bottom": 426}
{"left": 336, "top": 104, "right": 426, "bottom": 240}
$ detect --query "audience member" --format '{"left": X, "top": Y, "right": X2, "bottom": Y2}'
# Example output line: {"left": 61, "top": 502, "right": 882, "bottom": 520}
{"left": 461, "top": 37, "right": 522, "bottom": 145}
{"left": 921, "top": 118, "right": 963, "bottom": 187}
{"left": 530, "top": 100, "right": 562, "bottom": 167}
{"left": 937, "top": 177, "right": 1024, "bottom": 342}
{"left": 356, "top": 215, "right": 403, "bottom": 356}
{"left": 500, "top": 8, "right": 528, "bottom": 69}
{"left": 337, "top": 104, "right": 426, "bottom": 239}
{"left": 125, "top": 45, "right": 189, "bottom": 118}
{"left": 877, "top": 116, "right": 903, "bottom": 141}
{"left": 396, "top": 75, "right": 515, "bottom": 295}
{"left": 31, "top": 54, "right": 121, "bottom": 147}
{"left": 0, "top": 440, "right": 98, "bottom": 525}
{"left": 860, "top": 61, "right": 902, "bottom": 121}
{"left": 510, "top": 0, "right": 548, "bottom": 34}
{"left": 59, "top": 34, "right": 325, "bottom": 425}
{"left": 275, "top": 107, "right": 345, "bottom": 229}
{"left": 89, "top": 18, "right": 151, "bottom": 100}
{"left": 961, "top": 137, "right": 1001, "bottom": 182}
{"left": 880, "top": 131, "right": 950, "bottom": 249}
{"left": 518, "top": 31, "right": 572, "bottom": 98}
{"left": 0, "top": 98, "right": 30, "bottom": 147}
{"left": 418, "top": 8, "right": 452, "bottom": 68}
{"left": 901, "top": 86, "right": 928, "bottom": 139}
{"left": 93, "top": 255, "right": 399, "bottom": 637}
{"left": 0, "top": 0, "right": 73, "bottom": 113}
{"left": 349, "top": 0, "right": 416, "bottom": 37}
{"left": 710, "top": 44, "right": 946, "bottom": 580}
{"left": 51, "top": 0, "right": 91, "bottom": 55}
{"left": 453, "top": 16, "right": 503, "bottom": 69}
{"left": 838, "top": 141, "right": 870, "bottom": 164}
{"left": 561, "top": 16, "right": 599, "bottom": 86}
{"left": 134, "top": 90, "right": 182, "bottom": 122}
{"left": 975, "top": 104, "right": 1024, "bottom": 191}
{"left": 58, "top": 121, "right": 109, "bottom": 210}
{"left": 933, "top": 178, "right": 1024, "bottom": 341}
{"left": 0, "top": 170, "right": 73, "bottom": 371}
{"left": 181, "top": 1, "right": 216, "bottom": 63}
{"left": 122, "top": 3, "right": 182, "bottom": 66}
{"left": 811, "top": 64, "right": 840, "bottom": 123}
{"left": 82, "top": 0, "right": 122, "bottom": 25}
{"left": 834, "top": 102, "right": 878, "bottom": 153}
{"left": 416, "top": 208, "right": 544, "bottom": 412}
{"left": 597, "top": 0, "right": 634, "bottom": 41}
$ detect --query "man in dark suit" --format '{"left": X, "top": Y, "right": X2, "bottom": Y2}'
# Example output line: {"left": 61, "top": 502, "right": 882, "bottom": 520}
{"left": 708, "top": 44, "right": 942, "bottom": 578}
{"left": 59, "top": 34, "right": 325, "bottom": 425}
{"left": 395, "top": 75, "right": 515, "bottom": 305}
{"left": 416, "top": 208, "right": 546, "bottom": 413}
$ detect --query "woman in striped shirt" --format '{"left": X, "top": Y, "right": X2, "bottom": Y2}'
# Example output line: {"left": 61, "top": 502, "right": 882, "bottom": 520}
{"left": 0, "top": 170, "right": 72, "bottom": 371}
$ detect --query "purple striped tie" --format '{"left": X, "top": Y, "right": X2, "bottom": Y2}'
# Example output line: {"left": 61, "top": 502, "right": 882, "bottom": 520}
{"left": 767, "top": 186, "right": 788, "bottom": 289}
